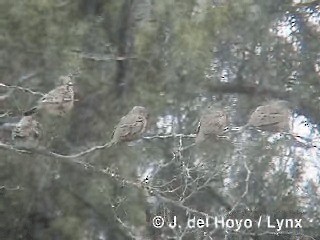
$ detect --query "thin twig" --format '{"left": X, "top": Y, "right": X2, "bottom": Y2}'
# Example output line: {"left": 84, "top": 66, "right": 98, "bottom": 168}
{"left": 0, "top": 83, "right": 44, "bottom": 97}
{"left": 0, "top": 185, "right": 23, "bottom": 191}
{"left": 0, "top": 72, "right": 40, "bottom": 100}
{"left": 76, "top": 52, "right": 139, "bottom": 62}
{"left": 227, "top": 159, "right": 251, "bottom": 215}
{"left": 0, "top": 111, "right": 10, "bottom": 118}
{"left": 45, "top": 141, "right": 114, "bottom": 159}
{"left": 143, "top": 134, "right": 196, "bottom": 140}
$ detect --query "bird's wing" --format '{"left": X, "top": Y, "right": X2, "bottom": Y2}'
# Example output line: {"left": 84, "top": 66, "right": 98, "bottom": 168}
{"left": 199, "top": 114, "right": 211, "bottom": 135}
{"left": 40, "top": 86, "right": 65, "bottom": 104}
{"left": 200, "top": 113, "right": 226, "bottom": 135}
{"left": 118, "top": 114, "right": 145, "bottom": 136}
{"left": 249, "top": 106, "right": 286, "bottom": 127}
{"left": 32, "top": 121, "right": 41, "bottom": 138}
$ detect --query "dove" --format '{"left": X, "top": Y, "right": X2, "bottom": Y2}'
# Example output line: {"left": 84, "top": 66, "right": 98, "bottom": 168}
{"left": 195, "top": 107, "right": 229, "bottom": 143}
{"left": 243, "top": 100, "right": 291, "bottom": 132}
{"left": 12, "top": 115, "right": 41, "bottom": 149}
{"left": 110, "top": 106, "right": 149, "bottom": 144}
{"left": 24, "top": 75, "right": 74, "bottom": 116}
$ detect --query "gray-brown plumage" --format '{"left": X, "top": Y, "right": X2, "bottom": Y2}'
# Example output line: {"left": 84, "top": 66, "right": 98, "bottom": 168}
{"left": 195, "top": 107, "right": 229, "bottom": 143}
{"left": 24, "top": 76, "right": 74, "bottom": 116}
{"left": 110, "top": 106, "right": 149, "bottom": 144}
{"left": 12, "top": 115, "right": 41, "bottom": 148}
{"left": 243, "top": 100, "right": 291, "bottom": 132}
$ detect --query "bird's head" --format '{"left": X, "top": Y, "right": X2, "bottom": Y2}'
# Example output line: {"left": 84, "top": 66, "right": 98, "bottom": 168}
{"left": 22, "top": 115, "right": 34, "bottom": 123}
{"left": 59, "top": 76, "right": 73, "bottom": 86}
{"left": 130, "top": 106, "right": 149, "bottom": 118}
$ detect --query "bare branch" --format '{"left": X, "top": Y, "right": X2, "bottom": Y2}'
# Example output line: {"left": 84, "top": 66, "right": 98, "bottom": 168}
{"left": 1, "top": 130, "right": 318, "bottom": 164}
{"left": 143, "top": 134, "right": 196, "bottom": 140}
{"left": 112, "top": 206, "right": 144, "bottom": 240}
{"left": 228, "top": 159, "right": 251, "bottom": 214}
{"left": 45, "top": 141, "right": 114, "bottom": 159}
{"left": 0, "top": 185, "right": 23, "bottom": 191}
{"left": 0, "top": 72, "right": 40, "bottom": 100}
{"left": 0, "top": 142, "right": 31, "bottom": 154}
{"left": 0, "top": 135, "right": 192, "bottom": 162}
{"left": 0, "top": 112, "right": 10, "bottom": 118}
{"left": 152, "top": 192, "right": 217, "bottom": 219}
{"left": 0, "top": 140, "right": 116, "bottom": 160}
{"left": 0, "top": 82, "right": 44, "bottom": 97}
{"left": 73, "top": 51, "right": 139, "bottom": 62}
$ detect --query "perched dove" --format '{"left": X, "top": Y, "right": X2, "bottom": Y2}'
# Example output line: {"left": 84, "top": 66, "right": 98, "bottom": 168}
{"left": 24, "top": 76, "right": 74, "bottom": 116}
{"left": 12, "top": 115, "right": 41, "bottom": 148}
{"left": 110, "top": 106, "right": 149, "bottom": 144}
{"left": 195, "top": 107, "right": 229, "bottom": 143}
{"left": 244, "top": 100, "right": 291, "bottom": 132}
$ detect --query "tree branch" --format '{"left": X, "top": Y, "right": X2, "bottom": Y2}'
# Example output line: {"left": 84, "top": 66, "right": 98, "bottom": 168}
{"left": 0, "top": 72, "right": 40, "bottom": 100}
{"left": 0, "top": 82, "right": 44, "bottom": 97}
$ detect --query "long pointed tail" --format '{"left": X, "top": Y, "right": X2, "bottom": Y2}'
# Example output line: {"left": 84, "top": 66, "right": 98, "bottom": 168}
{"left": 0, "top": 116, "right": 21, "bottom": 129}
{"left": 23, "top": 107, "right": 38, "bottom": 116}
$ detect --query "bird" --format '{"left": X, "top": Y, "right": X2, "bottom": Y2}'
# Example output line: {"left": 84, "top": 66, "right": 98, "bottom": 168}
{"left": 195, "top": 107, "right": 229, "bottom": 143}
{"left": 12, "top": 115, "right": 41, "bottom": 149}
{"left": 24, "top": 75, "right": 74, "bottom": 116}
{"left": 242, "top": 100, "right": 291, "bottom": 132}
{"left": 110, "top": 106, "right": 149, "bottom": 145}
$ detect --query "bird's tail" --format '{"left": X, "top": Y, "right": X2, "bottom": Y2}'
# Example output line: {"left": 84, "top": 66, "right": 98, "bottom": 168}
{"left": 0, "top": 116, "right": 20, "bottom": 129}
{"left": 0, "top": 122, "right": 17, "bottom": 130}
{"left": 23, "top": 107, "right": 38, "bottom": 116}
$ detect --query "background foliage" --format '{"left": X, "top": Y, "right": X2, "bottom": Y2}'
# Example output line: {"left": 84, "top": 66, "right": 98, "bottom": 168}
{"left": 1, "top": 0, "right": 320, "bottom": 239}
